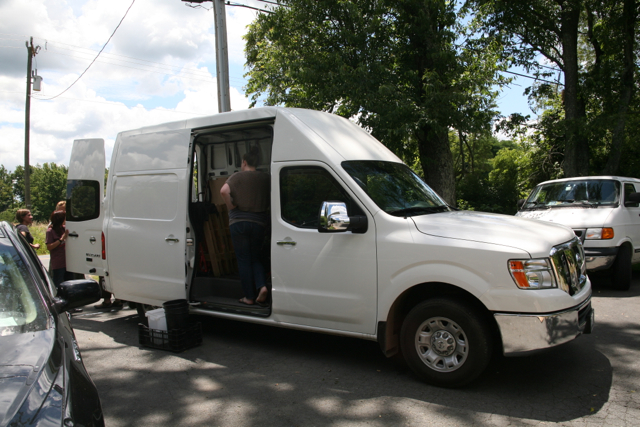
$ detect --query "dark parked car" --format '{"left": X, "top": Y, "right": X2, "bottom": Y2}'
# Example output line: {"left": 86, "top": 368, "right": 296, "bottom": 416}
{"left": 0, "top": 221, "right": 104, "bottom": 427}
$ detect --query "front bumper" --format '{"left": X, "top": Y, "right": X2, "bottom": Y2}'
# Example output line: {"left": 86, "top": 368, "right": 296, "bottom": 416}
{"left": 494, "top": 296, "right": 594, "bottom": 356}
{"left": 584, "top": 247, "right": 618, "bottom": 271}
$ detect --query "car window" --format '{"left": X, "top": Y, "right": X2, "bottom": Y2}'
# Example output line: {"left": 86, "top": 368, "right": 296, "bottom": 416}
{"left": 0, "top": 243, "right": 49, "bottom": 335}
{"left": 624, "top": 183, "right": 639, "bottom": 207}
{"left": 12, "top": 226, "right": 56, "bottom": 297}
{"left": 280, "top": 166, "right": 364, "bottom": 229}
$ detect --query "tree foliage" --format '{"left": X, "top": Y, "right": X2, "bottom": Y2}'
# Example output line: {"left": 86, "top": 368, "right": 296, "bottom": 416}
{"left": 245, "top": 0, "right": 504, "bottom": 204}
{"left": 466, "top": 0, "right": 639, "bottom": 177}
{"left": 0, "top": 163, "right": 68, "bottom": 222}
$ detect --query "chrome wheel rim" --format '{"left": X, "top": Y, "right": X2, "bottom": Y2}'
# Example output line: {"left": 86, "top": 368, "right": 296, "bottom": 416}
{"left": 414, "top": 316, "right": 468, "bottom": 372}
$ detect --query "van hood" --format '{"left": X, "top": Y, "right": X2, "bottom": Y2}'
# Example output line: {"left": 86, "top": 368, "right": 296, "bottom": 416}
{"left": 411, "top": 211, "right": 575, "bottom": 256}
{"left": 516, "top": 207, "right": 614, "bottom": 228}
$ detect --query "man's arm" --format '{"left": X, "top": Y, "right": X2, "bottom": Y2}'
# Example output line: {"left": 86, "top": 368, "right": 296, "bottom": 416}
{"left": 220, "top": 183, "right": 236, "bottom": 211}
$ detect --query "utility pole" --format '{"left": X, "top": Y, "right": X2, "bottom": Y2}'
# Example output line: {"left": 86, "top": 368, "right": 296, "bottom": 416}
{"left": 213, "top": 0, "right": 230, "bottom": 113}
{"left": 183, "top": 0, "right": 230, "bottom": 113}
{"left": 24, "top": 37, "right": 40, "bottom": 209}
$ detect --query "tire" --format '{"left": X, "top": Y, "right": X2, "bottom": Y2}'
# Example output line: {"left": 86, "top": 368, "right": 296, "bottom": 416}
{"left": 400, "top": 298, "right": 493, "bottom": 388}
{"left": 610, "top": 244, "right": 632, "bottom": 291}
{"left": 136, "top": 303, "right": 159, "bottom": 325}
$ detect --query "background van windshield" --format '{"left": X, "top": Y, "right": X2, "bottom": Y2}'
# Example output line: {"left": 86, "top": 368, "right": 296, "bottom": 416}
{"left": 342, "top": 161, "right": 449, "bottom": 216}
{"left": 524, "top": 180, "right": 620, "bottom": 208}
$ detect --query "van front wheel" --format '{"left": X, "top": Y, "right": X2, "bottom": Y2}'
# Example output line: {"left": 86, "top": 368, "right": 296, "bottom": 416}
{"left": 610, "top": 244, "right": 632, "bottom": 291}
{"left": 400, "top": 298, "right": 492, "bottom": 388}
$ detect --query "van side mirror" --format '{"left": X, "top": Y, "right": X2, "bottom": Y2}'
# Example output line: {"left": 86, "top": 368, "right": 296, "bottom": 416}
{"left": 625, "top": 192, "right": 640, "bottom": 207}
{"left": 517, "top": 198, "right": 526, "bottom": 209}
{"left": 318, "top": 201, "right": 367, "bottom": 234}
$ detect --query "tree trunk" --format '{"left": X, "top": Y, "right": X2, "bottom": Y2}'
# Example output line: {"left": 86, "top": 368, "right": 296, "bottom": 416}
{"left": 417, "top": 125, "right": 455, "bottom": 205}
{"left": 603, "top": 0, "right": 636, "bottom": 175}
{"left": 560, "top": 0, "right": 590, "bottom": 177}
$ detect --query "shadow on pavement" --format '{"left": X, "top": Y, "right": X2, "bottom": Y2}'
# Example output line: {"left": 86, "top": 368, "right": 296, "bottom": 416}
{"left": 69, "top": 302, "right": 617, "bottom": 426}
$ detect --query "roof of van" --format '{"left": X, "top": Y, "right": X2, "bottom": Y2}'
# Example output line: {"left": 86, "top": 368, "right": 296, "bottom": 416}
{"left": 119, "top": 107, "right": 401, "bottom": 164}
{"left": 537, "top": 176, "right": 640, "bottom": 186}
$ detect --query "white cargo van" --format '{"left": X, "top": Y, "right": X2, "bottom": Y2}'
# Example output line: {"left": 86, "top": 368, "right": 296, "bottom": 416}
{"left": 517, "top": 176, "right": 640, "bottom": 290}
{"left": 65, "top": 107, "right": 593, "bottom": 387}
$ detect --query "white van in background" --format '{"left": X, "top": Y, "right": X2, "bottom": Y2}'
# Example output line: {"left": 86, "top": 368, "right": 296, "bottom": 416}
{"left": 517, "top": 176, "right": 640, "bottom": 290}
{"left": 65, "top": 107, "right": 593, "bottom": 387}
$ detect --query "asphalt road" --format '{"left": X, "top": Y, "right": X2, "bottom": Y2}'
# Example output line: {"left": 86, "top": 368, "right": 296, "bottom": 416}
{"left": 66, "top": 272, "right": 640, "bottom": 427}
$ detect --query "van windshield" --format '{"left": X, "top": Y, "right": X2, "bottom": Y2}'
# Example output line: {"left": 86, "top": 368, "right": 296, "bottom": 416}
{"left": 521, "top": 179, "right": 620, "bottom": 210}
{"left": 342, "top": 161, "right": 451, "bottom": 217}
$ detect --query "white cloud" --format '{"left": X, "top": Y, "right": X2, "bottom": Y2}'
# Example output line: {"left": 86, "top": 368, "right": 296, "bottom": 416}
{"left": 0, "top": 0, "right": 263, "bottom": 172}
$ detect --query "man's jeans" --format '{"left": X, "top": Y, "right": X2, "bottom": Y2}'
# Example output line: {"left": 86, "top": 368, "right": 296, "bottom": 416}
{"left": 230, "top": 221, "right": 266, "bottom": 301}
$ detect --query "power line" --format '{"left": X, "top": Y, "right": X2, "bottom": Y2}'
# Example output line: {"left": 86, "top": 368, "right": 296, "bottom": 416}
{"left": 502, "top": 69, "right": 563, "bottom": 86}
{"left": 40, "top": 0, "right": 137, "bottom": 101}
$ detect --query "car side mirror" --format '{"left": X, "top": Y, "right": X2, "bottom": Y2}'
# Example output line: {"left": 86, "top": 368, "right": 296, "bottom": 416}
{"left": 318, "top": 201, "right": 367, "bottom": 234}
{"left": 624, "top": 192, "right": 640, "bottom": 207}
{"left": 517, "top": 198, "right": 525, "bottom": 209}
{"left": 52, "top": 279, "right": 102, "bottom": 313}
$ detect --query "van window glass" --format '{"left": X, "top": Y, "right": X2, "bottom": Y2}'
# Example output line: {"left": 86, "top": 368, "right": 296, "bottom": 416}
{"left": 67, "top": 179, "right": 100, "bottom": 221}
{"left": 342, "top": 161, "right": 449, "bottom": 216}
{"left": 624, "top": 183, "right": 639, "bottom": 207}
{"left": 522, "top": 179, "right": 620, "bottom": 210}
{"left": 280, "top": 166, "right": 364, "bottom": 228}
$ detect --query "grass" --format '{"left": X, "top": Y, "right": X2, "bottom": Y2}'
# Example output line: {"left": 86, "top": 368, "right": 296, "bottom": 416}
{"left": 29, "top": 222, "right": 50, "bottom": 256}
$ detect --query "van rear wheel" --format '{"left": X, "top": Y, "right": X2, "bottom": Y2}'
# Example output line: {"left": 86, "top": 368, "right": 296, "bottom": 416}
{"left": 400, "top": 298, "right": 492, "bottom": 388}
{"left": 610, "top": 244, "right": 632, "bottom": 291}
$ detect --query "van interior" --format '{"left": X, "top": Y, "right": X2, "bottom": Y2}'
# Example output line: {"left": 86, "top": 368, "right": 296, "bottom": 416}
{"left": 188, "top": 123, "right": 274, "bottom": 317}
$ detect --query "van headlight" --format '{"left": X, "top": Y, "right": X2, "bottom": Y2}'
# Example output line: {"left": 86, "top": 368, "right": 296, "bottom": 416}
{"left": 585, "top": 227, "right": 614, "bottom": 240}
{"left": 508, "top": 259, "right": 557, "bottom": 289}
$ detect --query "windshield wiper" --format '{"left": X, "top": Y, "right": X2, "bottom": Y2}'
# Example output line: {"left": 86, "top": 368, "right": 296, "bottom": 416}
{"left": 523, "top": 202, "right": 550, "bottom": 210}
{"left": 390, "top": 206, "right": 449, "bottom": 217}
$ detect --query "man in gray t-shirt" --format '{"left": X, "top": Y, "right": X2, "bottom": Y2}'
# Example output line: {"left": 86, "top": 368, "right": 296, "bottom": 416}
{"left": 220, "top": 146, "right": 270, "bottom": 306}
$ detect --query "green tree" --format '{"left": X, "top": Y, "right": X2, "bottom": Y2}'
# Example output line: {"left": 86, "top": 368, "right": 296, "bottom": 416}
{"left": 466, "top": 0, "right": 639, "bottom": 177}
{"left": 30, "top": 163, "right": 68, "bottom": 221}
{"left": 0, "top": 166, "right": 14, "bottom": 212}
{"left": 244, "top": 0, "right": 503, "bottom": 204}
{"left": 12, "top": 165, "right": 25, "bottom": 205}
{"left": 466, "top": 0, "right": 590, "bottom": 177}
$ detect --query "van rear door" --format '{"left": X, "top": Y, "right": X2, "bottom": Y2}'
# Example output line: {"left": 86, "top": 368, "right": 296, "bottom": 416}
{"left": 105, "top": 129, "right": 192, "bottom": 306}
{"left": 66, "top": 138, "right": 105, "bottom": 276}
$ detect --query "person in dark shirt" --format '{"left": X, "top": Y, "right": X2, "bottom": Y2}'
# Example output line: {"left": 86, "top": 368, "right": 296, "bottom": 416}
{"left": 15, "top": 209, "right": 40, "bottom": 250}
{"left": 220, "top": 145, "right": 270, "bottom": 305}
{"left": 45, "top": 210, "right": 70, "bottom": 286}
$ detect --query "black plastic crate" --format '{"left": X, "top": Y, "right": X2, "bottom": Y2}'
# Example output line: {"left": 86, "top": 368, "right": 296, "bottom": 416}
{"left": 138, "top": 322, "right": 202, "bottom": 352}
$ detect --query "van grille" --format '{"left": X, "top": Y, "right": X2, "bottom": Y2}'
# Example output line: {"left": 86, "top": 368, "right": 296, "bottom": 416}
{"left": 550, "top": 237, "right": 587, "bottom": 296}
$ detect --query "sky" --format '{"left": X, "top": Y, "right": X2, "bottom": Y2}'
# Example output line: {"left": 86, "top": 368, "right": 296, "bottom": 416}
{"left": 0, "top": 0, "right": 534, "bottom": 173}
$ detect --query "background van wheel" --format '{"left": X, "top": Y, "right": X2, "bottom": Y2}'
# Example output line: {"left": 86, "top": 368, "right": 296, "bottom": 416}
{"left": 136, "top": 303, "right": 160, "bottom": 325}
{"left": 610, "top": 244, "right": 632, "bottom": 291}
{"left": 400, "top": 298, "right": 493, "bottom": 388}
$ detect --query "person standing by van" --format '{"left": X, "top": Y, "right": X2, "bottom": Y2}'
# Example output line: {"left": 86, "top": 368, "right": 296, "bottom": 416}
{"left": 220, "top": 145, "right": 270, "bottom": 305}
{"left": 15, "top": 209, "right": 40, "bottom": 250}
{"left": 45, "top": 210, "right": 70, "bottom": 286}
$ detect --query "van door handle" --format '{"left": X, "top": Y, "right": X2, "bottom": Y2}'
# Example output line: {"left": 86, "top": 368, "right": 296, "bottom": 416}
{"left": 277, "top": 240, "right": 296, "bottom": 246}
{"left": 68, "top": 232, "right": 79, "bottom": 238}
{"left": 165, "top": 237, "right": 179, "bottom": 243}
{"left": 89, "top": 237, "right": 96, "bottom": 243}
